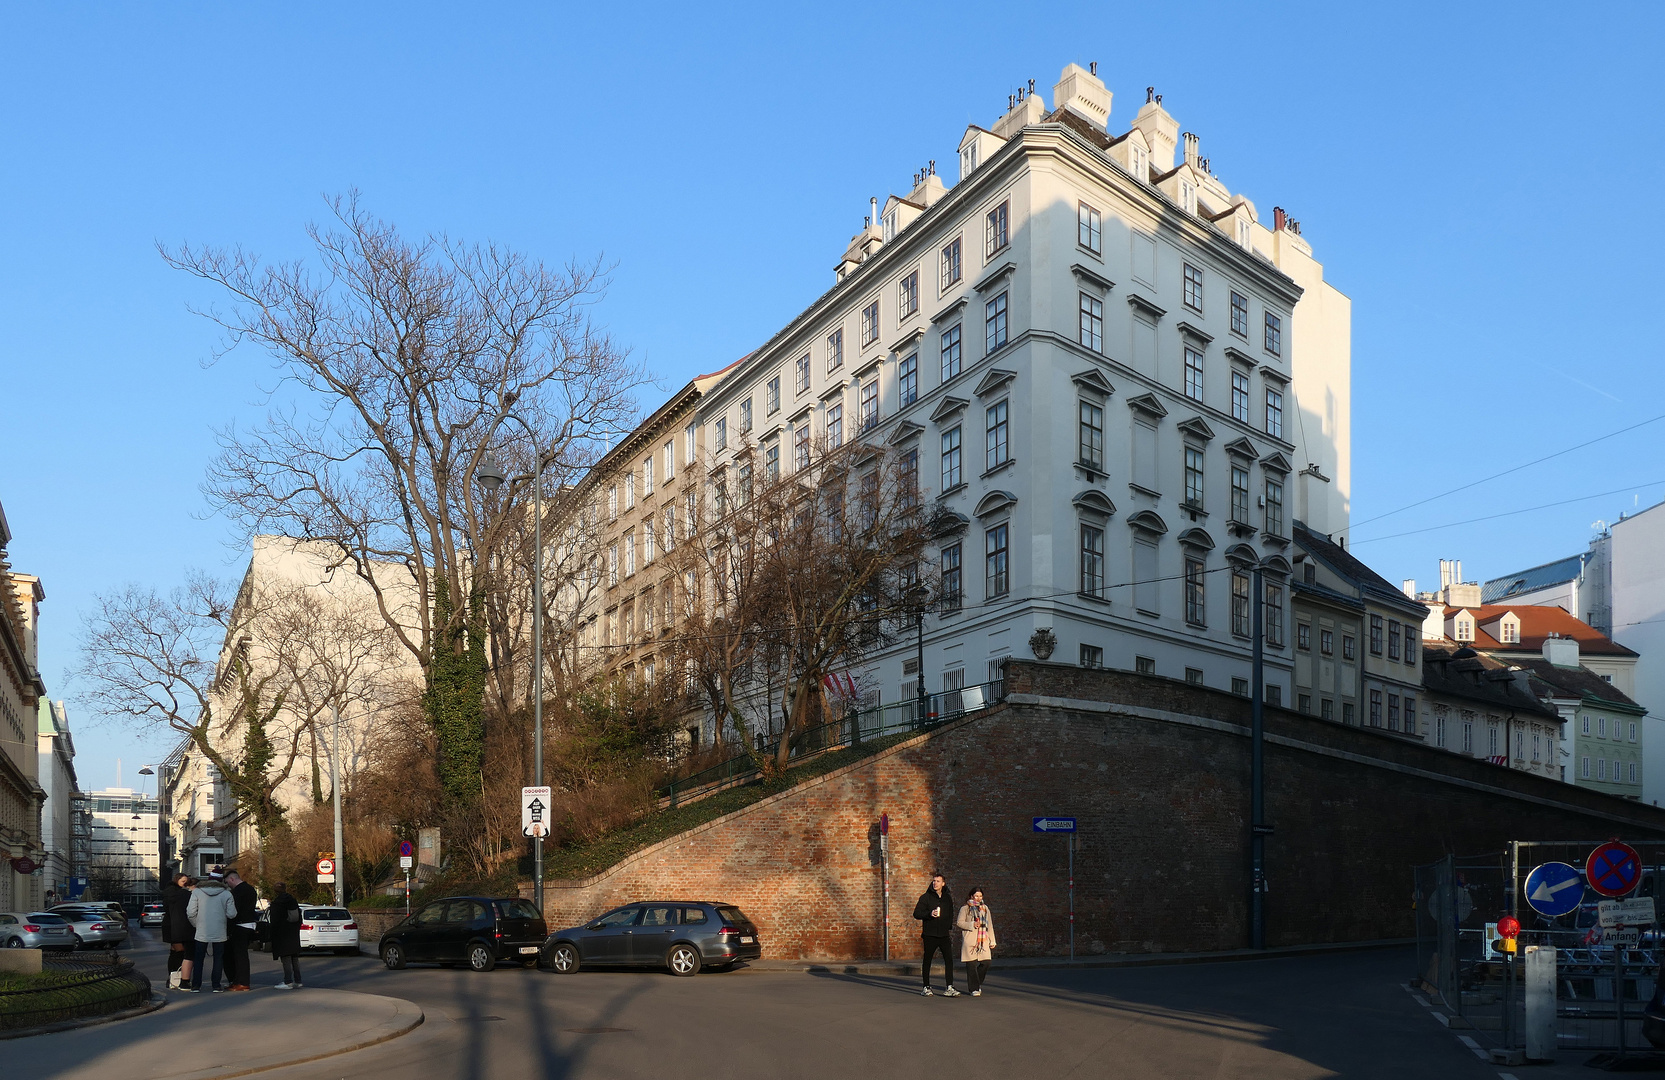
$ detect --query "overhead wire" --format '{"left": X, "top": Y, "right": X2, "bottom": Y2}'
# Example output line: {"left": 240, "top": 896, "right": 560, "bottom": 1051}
{"left": 1349, "top": 480, "right": 1665, "bottom": 546}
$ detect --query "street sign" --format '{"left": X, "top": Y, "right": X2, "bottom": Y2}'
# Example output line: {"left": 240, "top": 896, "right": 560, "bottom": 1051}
{"left": 1033, "top": 817, "right": 1077, "bottom": 833}
{"left": 1586, "top": 841, "right": 1643, "bottom": 898}
{"left": 1597, "top": 897, "right": 1656, "bottom": 929}
{"left": 399, "top": 840, "right": 414, "bottom": 858}
{"left": 1524, "top": 861, "right": 1585, "bottom": 918}
{"left": 1604, "top": 927, "right": 1642, "bottom": 946}
{"left": 522, "top": 786, "right": 552, "bottom": 838}
{"left": 316, "top": 857, "right": 335, "bottom": 876}
{"left": 399, "top": 856, "right": 413, "bottom": 869}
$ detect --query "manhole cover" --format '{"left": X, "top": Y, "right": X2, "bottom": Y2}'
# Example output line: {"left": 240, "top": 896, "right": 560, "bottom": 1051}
{"left": 565, "top": 1027, "right": 630, "bottom": 1035}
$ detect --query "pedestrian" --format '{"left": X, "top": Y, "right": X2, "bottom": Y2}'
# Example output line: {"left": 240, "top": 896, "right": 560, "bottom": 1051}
{"left": 268, "top": 882, "right": 303, "bottom": 990}
{"left": 186, "top": 871, "right": 237, "bottom": 993}
{"left": 161, "top": 872, "right": 193, "bottom": 989}
{"left": 912, "top": 873, "right": 960, "bottom": 997}
{"left": 223, "top": 867, "right": 259, "bottom": 992}
{"left": 955, "top": 888, "right": 997, "bottom": 997}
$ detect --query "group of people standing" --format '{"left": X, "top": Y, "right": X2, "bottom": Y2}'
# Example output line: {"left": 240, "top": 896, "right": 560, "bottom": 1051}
{"left": 912, "top": 874, "right": 997, "bottom": 997}
{"left": 159, "top": 869, "right": 306, "bottom": 992}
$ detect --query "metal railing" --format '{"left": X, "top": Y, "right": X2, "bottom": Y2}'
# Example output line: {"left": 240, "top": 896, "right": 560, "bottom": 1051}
{"left": 658, "top": 678, "right": 1005, "bottom": 807}
{"left": 0, "top": 951, "right": 150, "bottom": 1031}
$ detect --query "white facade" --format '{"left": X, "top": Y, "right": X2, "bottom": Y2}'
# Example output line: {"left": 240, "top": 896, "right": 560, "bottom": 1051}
{"left": 36, "top": 700, "right": 76, "bottom": 902}
{"left": 1612, "top": 501, "right": 1665, "bottom": 804}
{"left": 160, "top": 736, "right": 226, "bottom": 879}
{"left": 689, "top": 64, "right": 1351, "bottom": 711}
{"left": 84, "top": 786, "right": 160, "bottom": 900}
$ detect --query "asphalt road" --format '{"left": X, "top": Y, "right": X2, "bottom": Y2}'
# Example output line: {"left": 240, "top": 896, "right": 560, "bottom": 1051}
{"left": 118, "top": 931, "right": 1504, "bottom": 1080}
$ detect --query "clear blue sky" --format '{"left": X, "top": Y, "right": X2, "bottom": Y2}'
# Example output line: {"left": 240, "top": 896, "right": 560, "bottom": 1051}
{"left": 5, "top": 2, "right": 1663, "bottom": 788}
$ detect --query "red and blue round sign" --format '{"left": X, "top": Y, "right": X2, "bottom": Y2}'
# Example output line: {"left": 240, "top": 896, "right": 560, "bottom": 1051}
{"left": 1586, "top": 841, "right": 1642, "bottom": 898}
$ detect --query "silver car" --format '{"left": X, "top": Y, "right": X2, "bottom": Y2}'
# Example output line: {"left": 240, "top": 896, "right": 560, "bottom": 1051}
{"left": 51, "top": 907, "right": 129, "bottom": 949}
{"left": 0, "top": 912, "right": 77, "bottom": 950}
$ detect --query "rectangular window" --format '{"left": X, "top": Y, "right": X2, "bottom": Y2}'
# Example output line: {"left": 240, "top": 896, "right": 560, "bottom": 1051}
{"left": 862, "top": 300, "right": 880, "bottom": 346}
{"left": 685, "top": 422, "right": 696, "bottom": 464}
{"left": 1136, "top": 656, "right": 1156, "bottom": 676}
{"left": 828, "top": 328, "right": 844, "bottom": 371}
{"left": 624, "top": 531, "right": 636, "bottom": 576}
{"left": 1342, "top": 635, "right": 1356, "bottom": 661}
{"left": 663, "top": 439, "right": 676, "bottom": 482}
{"left": 985, "top": 292, "right": 1008, "bottom": 351}
{"left": 793, "top": 424, "right": 810, "bottom": 471}
{"left": 1387, "top": 693, "right": 1400, "bottom": 731}
{"left": 1265, "top": 583, "right": 1285, "bottom": 647}
{"left": 663, "top": 504, "right": 676, "bottom": 551}
{"left": 1631, "top": 721, "right": 1639, "bottom": 742}
{"left": 1265, "top": 388, "right": 1284, "bottom": 439}
{"left": 1079, "top": 292, "right": 1103, "bottom": 352}
{"left": 1265, "top": 312, "right": 1283, "bottom": 356}
{"left": 1388, "top": 620, "right": 1401, "bottom": 661}
{"left": 625, "top": 473, "right": 636, "bottom": 509}
{"left": 1183, "top": 346, "right": 1204, "bottom": 401}
{"left": 1230, "top": 465, "right": 1249, "bottom": 523}
{"left": 644, "top": 519, "right": 656, "bottom": 565}
{"left": 1297, "top": 623, "right": 1312, "bottom": 651}
{"left": 985, "top": 524, "right": 1009, "bottom": 598}
{"left": 765, "top": 443, "right": 779, "bottom": 481}
{"left": 1187, "top": 668, "right": 1206, "bottom": 687}
{"left": 1264, "top": 478, "right": 1284, "bottom": 536}
{"left": 1368, "top": 690, "right": 1382, "bottom": 727}
{"left": 941, "top": 543, "right": 962, "bottom": 609}
{"left": 1369, "top": 615, "right": 1384, "bottom": 656}
{"left": 1321, "top": 629, "right": 1334, "bottom": 655}
{"left": 899, "top": 270, "right": 919, "bottom": 318}
{"left": 739, "top": 399, "right": 752, "bottom": 434}
{"left": 1232, "top": 570, "right": 1251, "bottom": 637}
{"left": 900, "top": 447, "right": 919, "bottom": 509}
{"left": 1233, "top": 677, "right": 1250, "bottom": 696}
{"left": 1080, "top": 644, "right": 1104, "bottom": 669}
{"left": 1405, "top": 633, "right": 1418, "bottom": 664}
{"left": 1079, "top": 401, "right": 1104, "bottom": 469}
{"left": 1184, "top": 447, "right": 1205, "bottom": 508}
{"left": 608, "top": 485, "right": 619, "bottom": 521}
{"left": 985, "top": 201, "right": 1009, "bottom": 257}
{"left": 1185, "top": 558, "right": 1206, "bottom": 626}
{"left": 1323, "top": 699, "right": 1336, "bottom": 722}
{"left": 898, "top": 353, "right": 918, "bottom": 407}
{"left": 1298, "top": 693, "right": 1312, "bottom": 714}
{"left": 941, "top": 426, "right": 962, "bottom": 490}
{"left": 1265, "top": 684, "right": 1282, "bottom": 707}
{"left": 714, "top": 417, "right": 728, "bottom": 452}
{"left": 826, "top": 402, "right": 844, "bottom": 448}
{"left": 1183, "top": 263, "right": 1203, "bottom": 312}
{"left": 1078, "top": 202, "right": 1102, "bottom": 254}
{"left": 1230, "top": 291, "right": 1249, "bottom": 337}
{"left": 767, "top": 376, "right": 781, "bottom": 415}
{"left": 796, "top": 353, "right": 810, "bottom": 394}
{"left": 941, "top": 237, "right": 962, "bottom": 288}
{"left": 860, "top": 380, "right": 879, "bottom": 431}
{"left": 1582, "top": 756, "right": 1591, "bottom": 778}
{"left": 1231, "top": 370, "right": 1250, "bottom": 422}
{"left": 940, "top": 324, "right": 962, "bottom": 381}
{"left": 985, "top": 400, "right": 1009, "bottom": 470}
{"left": 1405, "top": 696, "right": 1417, "bottom": 735}
{"left": 1600, "top": 759, "right": 1608, "bottom": 781}
{"left": 1081, "top": 524, "right": 1105, "bottom": 598}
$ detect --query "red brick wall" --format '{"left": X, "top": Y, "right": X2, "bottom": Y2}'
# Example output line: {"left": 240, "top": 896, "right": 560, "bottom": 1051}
{"left": 538, "top": 662, "right": 1665, "bottom": 961}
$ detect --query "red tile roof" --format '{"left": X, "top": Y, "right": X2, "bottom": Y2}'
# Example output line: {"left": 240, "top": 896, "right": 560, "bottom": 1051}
{"left": 1435, "top": 604, "right": 1638, "bottom": 657}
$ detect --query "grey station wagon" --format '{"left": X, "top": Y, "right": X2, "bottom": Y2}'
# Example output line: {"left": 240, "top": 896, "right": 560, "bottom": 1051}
{"left": 542, "top": 901, "right": 762, "bottom": 977}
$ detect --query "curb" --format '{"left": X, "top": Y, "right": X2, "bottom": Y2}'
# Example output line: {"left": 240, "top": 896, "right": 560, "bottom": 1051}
{"left": 167, "top": 994, "right": 425, "bottom": 1080}
{"left": 0, "top": 992, "right": 167, "bottom": 1040}
{"left": 736, "top": 938, "right": 1417, "bottom": 976}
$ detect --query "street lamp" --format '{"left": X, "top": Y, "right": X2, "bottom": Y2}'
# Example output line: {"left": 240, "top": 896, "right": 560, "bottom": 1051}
{"left": 476, "top": 414, "right": 547, "bottom": 916}
{"left": 908, "top": 585, "right": 930, "bottom": 728}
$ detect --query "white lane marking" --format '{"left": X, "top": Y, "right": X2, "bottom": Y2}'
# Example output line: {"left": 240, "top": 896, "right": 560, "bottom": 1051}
{"left": 1457, "top": 1035, "right": 1489, "bottom": 1061}
{"left": 1499, "top": 1073, "right": 1522, "bottom": 1080}
{"left": 1431, "top": 1012, "right": 1450, "bottom": 1027}
{"left": 1412, "top": 992, "right": 1432, "bottom": 1007}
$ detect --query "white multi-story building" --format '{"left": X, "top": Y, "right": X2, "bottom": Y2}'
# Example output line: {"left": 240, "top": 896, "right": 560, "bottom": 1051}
{"left": 680, "top": 64, "right": 1350, "bottom": 712}
{"left": 36, "top": 700, "right": 77, "bottom": 903}
{"left": 83, "top": 786, "right": 160, "bottom": 901}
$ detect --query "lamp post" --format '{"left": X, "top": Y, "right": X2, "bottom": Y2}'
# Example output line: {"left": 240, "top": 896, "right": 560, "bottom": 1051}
{"left": 330, "top": 705, "right": 345, "bottom": 907}
{"left": 476, "top": 413, "right": 547, "bottom": 916}
{"left": 138, "top": 766, "right": 156, "bottom": 899}
{"left": 908, "top": 585, "right": 930, "bottom": 728}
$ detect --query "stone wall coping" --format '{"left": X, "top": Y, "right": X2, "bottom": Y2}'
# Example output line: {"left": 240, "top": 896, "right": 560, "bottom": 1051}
{"left": 1008, "top": 691, "right": 1665, "bottom": 833}
{"left": 545, "top": 709, "right": 998, "bottom": 892}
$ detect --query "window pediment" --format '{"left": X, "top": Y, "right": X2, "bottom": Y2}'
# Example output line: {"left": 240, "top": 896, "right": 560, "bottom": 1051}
{"left": 1126, "top": 392, "right": 1168, "bottom": 419}
{"left": 974, "top": 368, "right": 1017, "bottom": 398}
{"left": 1259, "top": 365, "right": 1289, "bottom": 385}
{"left": 931, "top": 509, "right": 970, "bottom": 537}
{"left": 930, "top": 396, "right": 970, "bottom": 423}
{"left": 1224, "top": 437, "right": 1259, "bottom": 460}
{"left": 1126, "top": 509, "right": 1168, "bottom": 535}
{"left": 1260, "top": 554, "right": 1293, "bottom": 579}
{"left": 1073, "top": 490, "right": 1116, "bottom": 520}
{"left": 1126, "top": 292, "right": 1166, "bottom": 320}
{"left": 975, "top": 490, "right": 1018, "bottom": 518}
{"left": 1177, "top": 416, "right": 1216, "bottom": 442}
{"left": 1260, "top": 451, "right": 1292, "bottom": 474}
{"left": 887, "top": 420, "right": 924, "bottom": 446}
{"left": 1071, "top": 368, "right": 1114, "bottom": 398}
{"left": 975, "top": 261, "right": 1017, "bottom": 294}
{"left": 931, "top": 297, "right": 968, "bottom": 325}
{"left": 1071, "top": 263, "right": 1115, "bottom": 293}
{"left": 1176, "top": 320, "right": 1213, "bottom": 345}
{"left": 1177, "top": 527, "right": 1216, "bottom": 551}
{"left": 1224, "top": 346, "right": 1256, "bottom": 368}
{"left": 819, "top": 380, "right": 850, "bottom": 402}
{"left": 1225, "top": 543, "right": 1259, "bottom": 566}
{"left": 890, "top": 327, "right": 925, "bottom": 354}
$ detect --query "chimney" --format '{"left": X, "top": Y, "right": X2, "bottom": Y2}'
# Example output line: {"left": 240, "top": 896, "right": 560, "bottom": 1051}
{"left": 1182, "top": 132, "right": 1199, "bottom": 168}
{"left": 1052, "top": 62, "right": 1112, "bottom": 132}
{"left": 1273, "top": 207, "right": 1286, "bottom": 232}
{"left": 1543, "top": 634, "right": 1581, "bottom": 669}
{"left": 1402, "top": 579, "right": 1416, "bottom": 599}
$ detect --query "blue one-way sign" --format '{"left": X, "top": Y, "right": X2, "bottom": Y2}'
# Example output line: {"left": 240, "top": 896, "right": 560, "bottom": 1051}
{"left": 1033, "top": 817, "right": 1077, "bottom": 833}
{"left": 1524, "top": 861, "right": 1585, "bottom": 918}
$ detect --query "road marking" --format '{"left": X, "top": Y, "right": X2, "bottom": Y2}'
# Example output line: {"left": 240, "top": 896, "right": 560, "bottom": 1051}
{"left": 1431, "top": 1011, "right": 1450, "bottom": 1027}
{"left": 1457, "top": 1035, "right": 1488, "bottom": 1061}
{"left": 1499, "top": 1073, "right": 1521, "bottom": 1080}
{"left": 1411, "top": 992, "right": 1432, "bottom": 1007}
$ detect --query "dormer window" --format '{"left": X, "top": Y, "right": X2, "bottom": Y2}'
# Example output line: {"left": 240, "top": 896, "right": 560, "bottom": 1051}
{"left": 1237, "top": 218, "right": 1252, "bottom": 248}
{"left": 1500, "top": 616, "right": 1520, "bottom": 644}
{"left": 1455, "top": 616, "right": 1474, "bottom": 642}
{"left": 961, "top": 141, "right": 980, "bottom": 178}
{"left": 883, "top": 209, "right": 898, "bottom": 242}
{"left": 1131, "top": 145, "right": 1147, "bottom": 180}
{"left": 1179, "top": 179, "right": 1197, "bottom": 214}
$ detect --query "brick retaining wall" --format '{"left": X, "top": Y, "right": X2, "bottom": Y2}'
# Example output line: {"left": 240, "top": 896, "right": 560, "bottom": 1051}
{"left": 534, "top": 662, "right": 1665, "bottom": 961}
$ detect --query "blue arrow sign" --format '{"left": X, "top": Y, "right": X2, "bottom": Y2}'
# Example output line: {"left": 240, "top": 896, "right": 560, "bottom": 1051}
{"left": 1524, "top": 861, "right": 1585, "bottom": 918}
{"left": 1033, "top": 817, "right": 1077, "bottom": 833}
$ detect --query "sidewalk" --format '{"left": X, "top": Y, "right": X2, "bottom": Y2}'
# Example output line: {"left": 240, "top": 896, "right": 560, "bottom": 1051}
{"left": 8, "top": 985, "right": 423, "bottom": 1080}
{"left": 739, "top": 937, "right": 1416, "bottom": 975}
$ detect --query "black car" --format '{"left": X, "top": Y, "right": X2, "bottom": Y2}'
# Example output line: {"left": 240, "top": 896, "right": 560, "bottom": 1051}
{"left": 379, "top": 896, "right": 546, "bottom": 972}
{"left": 542, "top": 901, "right": 762, "bottom": 977}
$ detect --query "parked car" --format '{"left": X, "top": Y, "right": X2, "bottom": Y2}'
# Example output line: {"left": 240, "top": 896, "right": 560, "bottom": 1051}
{"left": 0, "top": 912, "right": 77, "bottom": 950}
{"left": 379, "top": 897, "right": 546, "bottom": 972}
{"left": 542, "top": 901, "right": 762, "bottom": 977}
{"left": 49, "top": 907, "right": 130, "bottom": 949}
{"left": 53, "top": 902, "right": 127, "bottom": 928}
{"left": 139, "top": 903, "right": 166, "bottom": 928}
{"left": 298, "top": 907, "right": 359, "bottom": 954}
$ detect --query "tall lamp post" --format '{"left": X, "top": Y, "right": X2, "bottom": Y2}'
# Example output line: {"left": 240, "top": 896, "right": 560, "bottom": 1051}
{"left": 138, "top": 766, "right": 156, "bottom": 899}
{"left": 909, "top": 586, "right": 930, "bottom": 727}
{"left": 475, "top": 413, "right": 547, "bottom": 916}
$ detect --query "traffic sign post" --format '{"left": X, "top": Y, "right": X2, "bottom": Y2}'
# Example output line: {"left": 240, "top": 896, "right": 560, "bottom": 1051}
{"left": 1586, "top": 841, "right": 1642, "bottom": 898}
{"left": 316, "top": 857, "right": 335, "bottom": 885}
{"left": 1034, "top": 818, "right": 1078, "bottom": 960}
{"left": 879, "top": 813, "right": 890, "bottom": 962}
{"left": 1524, "top": 861, "right": 1584, "bottom": 918}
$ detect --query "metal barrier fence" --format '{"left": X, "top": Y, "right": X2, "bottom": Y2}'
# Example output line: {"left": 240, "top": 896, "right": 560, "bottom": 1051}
{"left": 1416, "top": 842, "right": 1665, "bottom": 1060}
{"left": 0, "top": 951, "right": 151, "bottom": 1031}
{"left": 658, "top": 679, "right": 1005, "bottom": 806}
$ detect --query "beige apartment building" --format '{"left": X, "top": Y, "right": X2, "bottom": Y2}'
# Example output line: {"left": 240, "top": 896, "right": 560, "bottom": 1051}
{"left": 0, "top": 501, "right": 47, "bottom": 912}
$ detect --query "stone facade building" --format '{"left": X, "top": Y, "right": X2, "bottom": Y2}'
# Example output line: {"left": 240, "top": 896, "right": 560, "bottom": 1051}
{"left": 36, "top": 699, "right": 77, "bottom": 903}
{"left": 0, "top": 501, "right": 47, "bottom": 912}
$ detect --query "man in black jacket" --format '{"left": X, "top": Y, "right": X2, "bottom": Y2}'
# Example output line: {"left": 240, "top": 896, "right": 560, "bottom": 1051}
{"left": 912, "top": 873, "right": 959, "bottom": 997}
{"left": 223, "top": 868, "right": 260, "bottom": 992}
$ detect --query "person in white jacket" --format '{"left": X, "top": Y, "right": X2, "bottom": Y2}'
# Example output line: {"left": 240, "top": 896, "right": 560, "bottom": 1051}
{"left": 185, "top": 875, "right": 239, "bottom": 993}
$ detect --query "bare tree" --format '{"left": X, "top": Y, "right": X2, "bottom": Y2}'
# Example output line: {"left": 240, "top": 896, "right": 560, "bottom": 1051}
{"left": 162, "top": 192, "right": 645, "bottom": 813}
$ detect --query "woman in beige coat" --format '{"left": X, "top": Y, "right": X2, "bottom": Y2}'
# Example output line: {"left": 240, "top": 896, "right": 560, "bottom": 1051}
{"left": 955, "top": 888, "right": 997, "bottom": 996}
